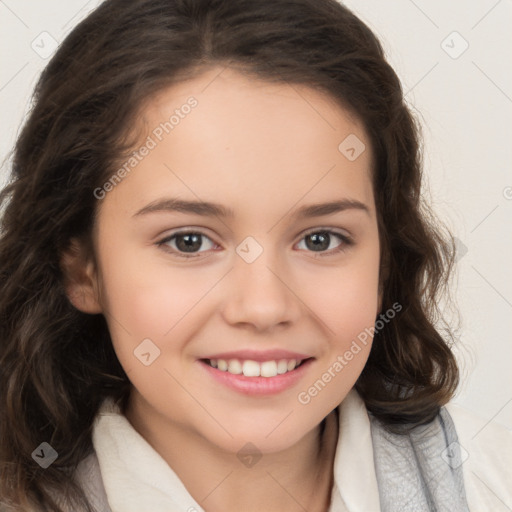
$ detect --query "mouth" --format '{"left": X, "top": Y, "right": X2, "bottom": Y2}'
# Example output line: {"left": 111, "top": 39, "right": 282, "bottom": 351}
{"left": 198, "top": 354, "right": 315, "bottom": 396}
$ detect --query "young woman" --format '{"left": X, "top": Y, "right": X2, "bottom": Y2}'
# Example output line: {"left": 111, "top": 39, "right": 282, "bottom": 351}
{"left": 0, "top": 0, "right": 510, "bottom": 511}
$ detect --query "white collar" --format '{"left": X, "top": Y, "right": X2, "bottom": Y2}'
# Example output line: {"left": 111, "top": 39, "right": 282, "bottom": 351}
{"left": 90, "top": 389, "right": 381, "bottom": 512}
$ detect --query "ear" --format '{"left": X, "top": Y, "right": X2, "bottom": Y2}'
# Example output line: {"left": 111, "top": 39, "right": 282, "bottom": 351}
{"left": 60, "top": 238, "right": 103, "bottom": 314}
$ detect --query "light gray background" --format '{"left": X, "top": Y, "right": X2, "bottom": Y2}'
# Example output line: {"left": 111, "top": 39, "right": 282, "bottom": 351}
{"left": 1, "top": 0, "right": 511, "bottom": 429}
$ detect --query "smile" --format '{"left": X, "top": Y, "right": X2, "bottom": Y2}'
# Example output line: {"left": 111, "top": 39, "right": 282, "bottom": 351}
{"left": 198, "top": 353, "right": 314, "bottom": 396}
{"left": 205, "top": 358, "right": 305, "bottom": 377}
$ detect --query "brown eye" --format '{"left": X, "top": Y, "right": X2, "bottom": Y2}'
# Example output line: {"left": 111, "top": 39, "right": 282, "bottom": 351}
{"left": 296, "top": 230, "right": 352, "bottom": 255}
{"left": 158, "top": 231, "right": 217, "bottom": 257}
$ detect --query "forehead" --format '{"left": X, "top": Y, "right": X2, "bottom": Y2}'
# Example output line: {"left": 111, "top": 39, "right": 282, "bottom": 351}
{"left": 100, "top": 66, "right": 375, "bottom": 222}
{"left": 141, "top": 66, "right": 369, "bottom": 162}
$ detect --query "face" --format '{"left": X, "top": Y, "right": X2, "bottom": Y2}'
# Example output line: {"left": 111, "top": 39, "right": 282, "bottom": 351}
{"left": 73, "top": 66, "right": 381, "bottom": 454}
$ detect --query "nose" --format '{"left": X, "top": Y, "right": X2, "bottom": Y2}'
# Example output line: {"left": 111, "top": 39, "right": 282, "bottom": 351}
{"left": 221, "top": 246, "right": 302, "bottom": 333}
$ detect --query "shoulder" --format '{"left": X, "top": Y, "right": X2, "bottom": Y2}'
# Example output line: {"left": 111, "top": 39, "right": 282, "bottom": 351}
{"left": 445, "top": 401, "right": 512, "bottom": 511}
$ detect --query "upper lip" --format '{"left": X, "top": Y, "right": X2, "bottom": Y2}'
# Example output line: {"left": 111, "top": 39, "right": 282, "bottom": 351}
{"left": 201, "top": 349, "right": 312, "bottom": 362}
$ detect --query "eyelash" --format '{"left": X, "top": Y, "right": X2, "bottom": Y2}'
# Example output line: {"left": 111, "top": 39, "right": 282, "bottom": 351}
{"left": 156, "top": 228, "right": 354, "bottom": 259}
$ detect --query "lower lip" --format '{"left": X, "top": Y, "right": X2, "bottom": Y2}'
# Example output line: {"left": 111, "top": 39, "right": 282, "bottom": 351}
{"left": 199, "top": 359, "right": 314, "bottom": 396}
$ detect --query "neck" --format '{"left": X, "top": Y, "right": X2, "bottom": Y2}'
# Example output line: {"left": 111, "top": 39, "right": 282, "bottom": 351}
{"left": 125, "top": 394, "right": 339, "bottom": 512}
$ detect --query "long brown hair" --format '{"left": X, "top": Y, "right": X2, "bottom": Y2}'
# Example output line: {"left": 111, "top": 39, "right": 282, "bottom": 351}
{"left": 0, "top": 0, "right": 459, "bottom": 509}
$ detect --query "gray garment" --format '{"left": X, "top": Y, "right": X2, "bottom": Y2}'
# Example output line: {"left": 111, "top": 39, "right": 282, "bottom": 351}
{"left": 75, "top": 452, "right": 112, "bottom": 512}
{"left": 369, "top": 407, "right": 469, "bottom": 512}
{"left": 76, "top": 406, "right": 469, "bottom": 512}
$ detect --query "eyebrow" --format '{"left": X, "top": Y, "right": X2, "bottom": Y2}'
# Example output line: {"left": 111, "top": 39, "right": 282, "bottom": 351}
{"left": 133, "top": 197, "right": 370, "bottom": 219}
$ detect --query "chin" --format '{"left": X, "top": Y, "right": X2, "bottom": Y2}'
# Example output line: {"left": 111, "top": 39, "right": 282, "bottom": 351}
{"left": 198, "top": 411, "right": 323, "bottom": 456}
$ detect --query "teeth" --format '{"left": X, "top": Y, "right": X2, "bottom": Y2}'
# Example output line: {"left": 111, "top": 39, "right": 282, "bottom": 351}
{"left": 260, "top": 361, "right": 277, "bottom": 377}
{"left": 242, "top": 360, "right": 260, "bottom": 377}
{"left": 277, "top": 360, "right": 288, "bottom": 374}
{"left": 208, "top": 358, "right": 303, "bottom": 377}
{"left": 228, "top": 359, "right": 242, "bottom": 374}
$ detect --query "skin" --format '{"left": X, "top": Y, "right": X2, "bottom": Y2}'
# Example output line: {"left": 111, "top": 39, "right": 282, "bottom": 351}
{"left": 62, "top": 66, "right": 382, "bottom": 512}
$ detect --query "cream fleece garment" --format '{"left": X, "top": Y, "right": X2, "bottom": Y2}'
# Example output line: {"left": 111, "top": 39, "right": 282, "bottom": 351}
{"left": 75, "top": 389, "right": 512, "bottom": 512}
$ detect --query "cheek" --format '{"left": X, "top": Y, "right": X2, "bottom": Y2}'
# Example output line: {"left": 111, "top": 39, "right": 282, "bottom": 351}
{"left": 96, "top": 218, "right": 204, "bottom": 323}
{"left": 315, "top": 273, "right": 379, "bottom": 329}
{"left": 295, "top": 266, "right": 379, "bottom": 414}
{"left": 96, "top": 260, "right": 210, "bottom": 400}
{"left": 304, "top": 249, "right": 380, "bottom": 341}
{"left": 94, "top": 242, "right": 216, "bottom": 361}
